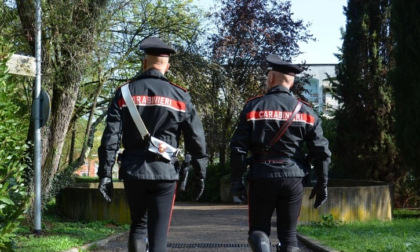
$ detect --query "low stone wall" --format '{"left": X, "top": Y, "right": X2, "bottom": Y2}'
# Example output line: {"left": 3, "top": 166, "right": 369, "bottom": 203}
{"left": 56, "top": 182, "right": 131, "bottom": 224}
{"left": 300, "top": 179, "right": 393, "bottom": 223}
{"left": 57, "top": 179, "right": 392, "bottom": 224}
{"left": 220, "top": 179, "right": 393, "bottom": 223}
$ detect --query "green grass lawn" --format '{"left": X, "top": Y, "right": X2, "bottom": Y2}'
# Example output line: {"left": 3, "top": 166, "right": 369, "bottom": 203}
{"left": 298, "top": 209, "right": 420, "bottom": 252}
{"left": 15, "top": 209, "right": 129, "bottom": 252}
{"left": 14, "top": 205, "right": 419, "bottom": 252}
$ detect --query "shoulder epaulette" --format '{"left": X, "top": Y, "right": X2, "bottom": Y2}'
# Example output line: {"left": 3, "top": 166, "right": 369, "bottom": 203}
{"left": 246, "top": 95, "right": 263, "bottom": 103}
{"left": 169, "top": 81, "right": 188, "bottom": 93}
{"left": 298, "top": 99, "right": 313, "bottom": 108}
{"left": 116, "top": 82, "right": 130, "bottom": 91}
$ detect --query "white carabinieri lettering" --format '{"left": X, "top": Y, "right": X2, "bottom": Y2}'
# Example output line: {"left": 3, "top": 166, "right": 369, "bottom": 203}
{"left": 126, "top": 95, "right": 186, "bottom": 112}
{"left": 247, "top": 110, "right": 315, "bottom": 125}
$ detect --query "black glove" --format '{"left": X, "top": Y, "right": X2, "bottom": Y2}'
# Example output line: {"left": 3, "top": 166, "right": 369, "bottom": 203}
{"left": 99, "top": 177, "right": 113, "bottom": 202}
{"left": 179, "top": 154, "right": 192, "bottom": 191}
{"left": 231, "top": 179, "right": 246, "bottom": 202}
{"left": 192, "top": 177, "right": 205, "bottom": 201}
{"left": 309, "top": 180, "right": 328, "bottom": 209}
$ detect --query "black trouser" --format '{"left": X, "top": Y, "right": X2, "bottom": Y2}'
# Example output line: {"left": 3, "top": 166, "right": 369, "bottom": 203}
{"left": 248, "top": 178, "right": 303, "bottom": 247}
{"left": 124, "top": 180, "right": 176, "bottom": 252}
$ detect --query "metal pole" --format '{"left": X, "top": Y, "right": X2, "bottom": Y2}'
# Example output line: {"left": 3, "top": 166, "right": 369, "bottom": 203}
{"left": 33, "top": 0, "right": 42, "bottom": 235}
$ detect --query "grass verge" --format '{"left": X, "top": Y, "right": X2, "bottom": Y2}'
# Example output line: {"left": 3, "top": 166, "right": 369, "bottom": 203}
{"left": 297, "top": 208, "right": 420, "bottom": 252}
{"left": 13, "top": 204, "right": 420, "bottom": 252}
{"left": 14, "top": 202, "right": 129, "bottom": 252}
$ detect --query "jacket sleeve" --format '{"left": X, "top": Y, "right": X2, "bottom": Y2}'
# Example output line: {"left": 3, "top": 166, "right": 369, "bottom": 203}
{"left": 229, "top": 106, "right": 250, "bottom": 180}
{"left": 305, "top": 116, "right": 331, "bottom": 182}
{"left": 97, "top": 92, "right": 123, "bottom": 178}
{"left": 181, "top": 98, "right": 208, "bottom": 179}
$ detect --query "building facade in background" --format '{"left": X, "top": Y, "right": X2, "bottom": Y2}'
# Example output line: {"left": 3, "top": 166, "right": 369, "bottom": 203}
{"left": 74, "top": 157, "right": 99, "bottom": 177}
{"left": 300, "top": 64, "right": 339, "bottom": 116}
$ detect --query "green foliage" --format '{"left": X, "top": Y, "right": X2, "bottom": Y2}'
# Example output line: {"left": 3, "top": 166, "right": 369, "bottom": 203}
{"left": 393, "top": 208, "right": 420, "bottom": 219}
{"left": 391, "top": 0, "right": 420, "bottom": 185}
{"left": 199, "top": 162, "right": 230, "bottom": 203}
{"left": 333, "top": 0, "right": 403, "bottom": 183}
{"left": 298, "top": 209, "right": 420, "bottom": 252}
{"left": 309, "top": 214, "right": 344, "bottom": 228}
{"left": 393, "top": 172, "right": 420, "bottom": 208}
{"left": 199, "top": 0, "right": 314, "bottom": 166}
{"left": 73, "top": 176, "right": 100, "bottom": 183}
{"left": 0, "top": 37, "right": 31, "bottom": 252}
{"left": 15, "top": 201, "right": 128, "bottom": 252}
{"left": 176, "top": 162, "right": 229, "bottom": 203}
{"left": 319, "top": 115, "right": 339, "bottom": 176}
{"left": 48, "top": 0, "right": 207, "bottom": 209}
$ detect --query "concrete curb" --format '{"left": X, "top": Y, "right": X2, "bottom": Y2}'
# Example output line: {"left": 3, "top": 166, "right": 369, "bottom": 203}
{"left": 62, "top": 231, "right": 129, "bottom": 252}
{"left": 297, "top": 233, "right": 340, "bottom": 252}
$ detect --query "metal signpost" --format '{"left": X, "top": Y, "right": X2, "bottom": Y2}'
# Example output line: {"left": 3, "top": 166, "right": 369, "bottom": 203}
{"left": 33, "top": 0, "right": 43, "bottom": 234}
{"left": 6, "top": 0, "right": 49, "bottom": 235}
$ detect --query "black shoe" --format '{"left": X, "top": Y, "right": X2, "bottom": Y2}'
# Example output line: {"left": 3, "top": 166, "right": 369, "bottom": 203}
{"left": 128, "top": 237, "right": 148, "bottom": 252}
{"left": 248, "top": 231, "right": 271, "bottom": 252}
{"left": 276, "top": 243, "right": 300, "bottom": 252}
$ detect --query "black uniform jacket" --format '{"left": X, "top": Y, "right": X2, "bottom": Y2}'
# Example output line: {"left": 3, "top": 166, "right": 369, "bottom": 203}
{"left": 98, "top": 69, "right": 208, "bottom": 181}
{"left": 230, "top": 85, "right": 331, "bottom": 180}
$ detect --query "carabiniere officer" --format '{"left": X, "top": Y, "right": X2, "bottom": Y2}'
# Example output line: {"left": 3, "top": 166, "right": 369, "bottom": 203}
{"left": 230, "top": 54, "right": 331, "bottom": 252}
{"left": 97, "top": 37, "right": 208, "bottom": 252}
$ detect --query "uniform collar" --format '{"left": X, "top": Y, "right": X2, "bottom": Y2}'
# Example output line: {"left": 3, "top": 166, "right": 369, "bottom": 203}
{"left": 266, "top": 85, "right": 292, "bottom": 96}
{"left": 132, "top": 68, "right": 168, "bottom": 81}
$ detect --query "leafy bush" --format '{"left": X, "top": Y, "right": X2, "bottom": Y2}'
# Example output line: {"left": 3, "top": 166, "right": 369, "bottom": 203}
{"left": 199, "top": 162, "right": 228, "bottom": 202}
{"left": 73, "top": 176, "right": 100, "bottom": 183}
{"left": 0, "top": 38, "right": 31, "bottom": 251}
{"left": 394, "top": 172, "right": 420, "bottom": 208}
{"left": 176, "top": 162, "right": 228, "bottom": 203}
{"left": 319, "top": 115, "right": 340, "bottom": 177}
{"left": 310, "top": 214, "right": 344, "bottom": 228}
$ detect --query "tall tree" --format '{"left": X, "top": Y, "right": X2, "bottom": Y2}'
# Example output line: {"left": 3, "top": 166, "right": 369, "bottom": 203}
{"left": 205, "top": 0, "right": 312, "bottom": 169}
{"left": 390, "top": 0, "right": 420, "bottom": 193}
{"left": 16, "top": 0, "right": 108, "bottom": 219}
{"left": 60, "top": 0, "right": 206, "bottom": 174}
{"left": 333, "top": 0, "right": 403, "bottom": 182}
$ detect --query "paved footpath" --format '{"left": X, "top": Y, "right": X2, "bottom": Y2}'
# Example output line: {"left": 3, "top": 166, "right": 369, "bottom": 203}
{"left": 87, "top": 202, "right": 333, "bottom": 252}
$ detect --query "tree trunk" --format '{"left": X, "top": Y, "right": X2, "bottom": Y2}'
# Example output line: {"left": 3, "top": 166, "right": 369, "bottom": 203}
{"left": 219, "top": 147, "right": 226, "bottom": 174}
{"left": 16, "top": 0, "right": 108, "bottom": 222}
{"left": 69, "top": 128, "right": 76, "bottom": 164}
{"left": 41, "top": 83, "right": 80, "bottom": 203}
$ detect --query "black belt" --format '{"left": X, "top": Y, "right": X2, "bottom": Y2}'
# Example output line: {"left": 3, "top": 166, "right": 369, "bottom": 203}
{"left": 123, "top": 148, "right": 147, "bottom": 156}
{"left": 253, "top": 152, "right": 295, "bottom": 164}
{"left": 123, "top": 149, "right": 173, "bottom": 163}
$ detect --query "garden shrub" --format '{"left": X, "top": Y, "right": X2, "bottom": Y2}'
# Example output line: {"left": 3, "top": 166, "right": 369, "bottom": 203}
{"left": 176, "top": 162, "right": 229, "bottom": 203}
{"left": 0, "top": 38, "right": 31, "bottom": 251}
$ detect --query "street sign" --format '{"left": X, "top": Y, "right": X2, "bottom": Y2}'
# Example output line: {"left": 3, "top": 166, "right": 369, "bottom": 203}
{"left": 6, "top": 54, "right": 36, "bottom": 77}
{"left": 31, "top": 90, "right": 51, "bottom": 127}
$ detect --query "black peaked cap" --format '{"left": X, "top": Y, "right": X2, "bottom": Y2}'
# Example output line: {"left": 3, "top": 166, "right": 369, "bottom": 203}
{"left": 140, "top": 37, "right": 176, "bottom": 56}
{"left": 266, "top": 54, "right": 303, "bottom": 75}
